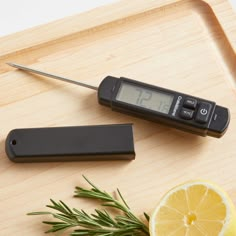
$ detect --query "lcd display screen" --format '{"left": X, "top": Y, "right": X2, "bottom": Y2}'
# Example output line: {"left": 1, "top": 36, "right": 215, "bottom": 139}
{"left": 116, "top": 82, "right": 174, "bottom": 114}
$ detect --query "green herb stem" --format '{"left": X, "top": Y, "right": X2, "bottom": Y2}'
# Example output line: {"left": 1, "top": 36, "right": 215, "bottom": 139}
{"left": 28, "top": 176, "right": 150, "bottom": 236}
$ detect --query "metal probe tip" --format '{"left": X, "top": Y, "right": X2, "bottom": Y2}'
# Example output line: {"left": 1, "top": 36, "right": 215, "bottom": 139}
{"left": 7, "top": 62, "right": 16, "bottom": 67}
{"left": 7, "top": 62, "right": 98, "bottom": 91}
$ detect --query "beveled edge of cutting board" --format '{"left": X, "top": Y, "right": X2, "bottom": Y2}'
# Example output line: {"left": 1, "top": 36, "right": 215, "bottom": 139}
{"left": 0, "top": 0, "right": 236, "bottom": 59}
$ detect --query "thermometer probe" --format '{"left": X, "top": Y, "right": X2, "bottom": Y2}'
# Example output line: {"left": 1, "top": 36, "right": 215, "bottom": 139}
{"left": 7, "top": 63, "right": 230, "bottom": 138}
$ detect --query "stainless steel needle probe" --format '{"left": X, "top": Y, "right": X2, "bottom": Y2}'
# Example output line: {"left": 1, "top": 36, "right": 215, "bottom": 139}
{"left": 7, "top": 62, "right": 98, "bottom": 91}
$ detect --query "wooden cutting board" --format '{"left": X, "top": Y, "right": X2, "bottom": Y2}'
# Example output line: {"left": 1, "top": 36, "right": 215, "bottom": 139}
{"left": 0, "top": 0, "right": 236, "bottom": 235}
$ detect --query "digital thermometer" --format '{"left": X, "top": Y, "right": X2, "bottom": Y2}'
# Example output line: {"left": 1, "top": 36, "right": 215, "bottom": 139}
{"left": 8, "top": 63, "right": 230, "bottom": 138}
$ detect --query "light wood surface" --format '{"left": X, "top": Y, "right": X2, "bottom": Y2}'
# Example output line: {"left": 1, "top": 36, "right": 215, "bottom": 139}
{"left": 1, "top": 0, "right": 236, "bottom": 235}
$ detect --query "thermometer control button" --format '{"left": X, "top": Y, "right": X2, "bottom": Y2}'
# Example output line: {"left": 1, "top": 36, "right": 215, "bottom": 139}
{"left": 183, "top": 97, "right": 197, "bottom": 109}
{"left": 180, "top": 108, "right": 194, "bottom": 120}
{"left": 195, "top": 102, "right": 212, "bottom": 124}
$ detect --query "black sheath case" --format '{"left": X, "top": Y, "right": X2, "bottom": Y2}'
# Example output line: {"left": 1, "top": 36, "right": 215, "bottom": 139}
{"left": 5, "top": 124, "right": 135, "bottom": 162}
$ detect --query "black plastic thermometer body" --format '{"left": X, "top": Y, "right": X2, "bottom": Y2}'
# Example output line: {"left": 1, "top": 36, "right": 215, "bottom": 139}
{"left": 6, "top": 63, "right": 230, "bottom": 138}
{"left": 98, "top": 76, "right": 230, "bottom": 138}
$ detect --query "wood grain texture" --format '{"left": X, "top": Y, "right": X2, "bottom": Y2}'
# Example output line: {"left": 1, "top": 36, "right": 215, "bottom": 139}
{"left": 0, "top": 0, "right": 236, "bottom": 235}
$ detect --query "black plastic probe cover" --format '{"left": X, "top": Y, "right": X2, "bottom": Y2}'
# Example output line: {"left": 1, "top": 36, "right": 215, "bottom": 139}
{"left": 5, "top": 124, "right": 135, "bottom": 162}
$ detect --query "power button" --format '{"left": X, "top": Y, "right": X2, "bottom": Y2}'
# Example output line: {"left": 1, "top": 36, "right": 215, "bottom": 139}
{"left": 195, "top": 102, "right": 212, "bottom": 124}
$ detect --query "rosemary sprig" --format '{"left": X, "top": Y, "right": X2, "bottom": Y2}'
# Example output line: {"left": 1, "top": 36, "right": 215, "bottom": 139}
{"left": 28, "top": 176, "right": 150, "bottom": 235}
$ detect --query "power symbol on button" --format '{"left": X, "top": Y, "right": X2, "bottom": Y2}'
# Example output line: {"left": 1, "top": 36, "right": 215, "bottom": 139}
{"left": 200, "top": 108, "right": 208, "bottom": 116}
{"left": 196, "top": 102, "right": 212, "bottom": 124}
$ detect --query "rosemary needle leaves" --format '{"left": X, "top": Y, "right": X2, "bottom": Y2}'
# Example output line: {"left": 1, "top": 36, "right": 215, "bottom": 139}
{"left": 28, "top": 176, "right": 150, "bottom": 235}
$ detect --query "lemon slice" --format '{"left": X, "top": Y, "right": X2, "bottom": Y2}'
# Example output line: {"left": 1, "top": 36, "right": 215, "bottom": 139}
{"left": 149, "top": 181, "right": 236, "bottom": 236}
